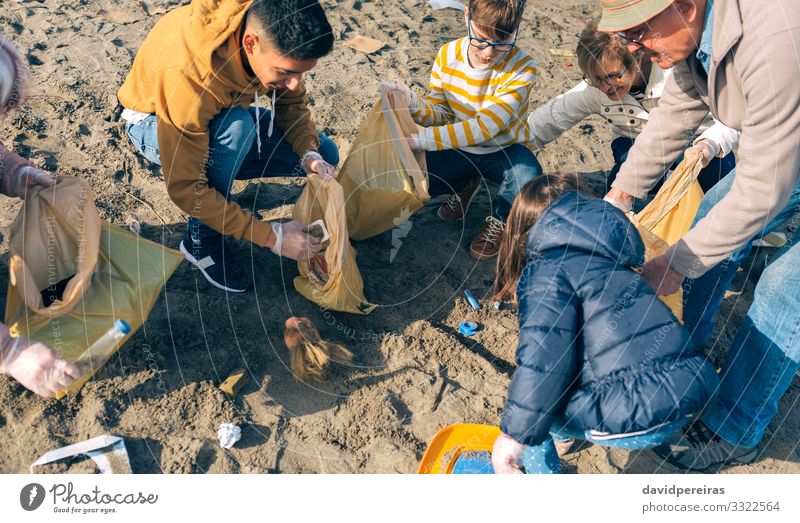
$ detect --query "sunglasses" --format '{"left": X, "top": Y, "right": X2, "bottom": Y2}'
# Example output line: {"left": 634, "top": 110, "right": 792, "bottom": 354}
{"left": 467, "top": 13, "right": 519, "bottom": 53}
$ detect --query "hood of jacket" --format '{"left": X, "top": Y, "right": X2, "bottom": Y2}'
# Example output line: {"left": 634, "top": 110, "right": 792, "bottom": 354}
{"left": 184, "top": 0, "right": 259, "bottom": 94}
{"left": 526, "top": 190, "right": 645, "bottom": 268}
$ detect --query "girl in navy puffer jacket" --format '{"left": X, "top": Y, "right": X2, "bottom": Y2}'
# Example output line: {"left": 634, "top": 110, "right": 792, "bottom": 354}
{"left": 491, "top": 174, "right": 718, "bottom": 473}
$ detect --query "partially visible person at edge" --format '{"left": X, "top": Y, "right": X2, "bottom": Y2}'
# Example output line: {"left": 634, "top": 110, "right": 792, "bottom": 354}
{"left": 529, "top": 21, "right": 738, "bottom": 193}
{"left": 0, "top": 35, "right": 80, "bottom": 397}
{"left": 118, "top": 0, "right": 338, "bottom": 293}
{"left": 599, "top": 0, "right": 800, "bottom": 471}
{"left": 383, "top": 0, "right": 543, "bottom": 262}
{"left": 490, "top": 174, "right": 718, "bottom": 474}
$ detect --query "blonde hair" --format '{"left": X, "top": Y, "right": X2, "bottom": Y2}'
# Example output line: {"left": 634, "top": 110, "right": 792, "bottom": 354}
{"left": 576, "top": 21, "right": 639, "bottom": 84}
{"left": 285, "top": 319, "right": 352, "bottom": 383}
{"left": 0, "top": 35, "right": 30, "bottom": 120}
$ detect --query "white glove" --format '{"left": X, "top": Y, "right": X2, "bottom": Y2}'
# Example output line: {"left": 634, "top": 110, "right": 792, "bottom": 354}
{"left": 0, "top": 331, "right": 80, "bottom": 397}
{"left": 491, "top": 433, "right": 525, "bottom": 474}
{"left": 603, "top": 194, "right": 633, "bottom": 213}
{"left": 379, "top": 82, "right": 418, "bottom": 109}
{"left": 1, "top": 165, "right": 56, "bottom": 199}
{"left": 685, "top": 139, "right": 719, "bottom": 168}
{"left": 301, "top": 151, "right": 335, "bottom": 179}
{"left": 270, "top": 220, "right": 323, "bottom": 261}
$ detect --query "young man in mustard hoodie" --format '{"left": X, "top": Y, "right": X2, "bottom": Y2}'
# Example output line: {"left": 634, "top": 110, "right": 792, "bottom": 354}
{"left": 118, "top": 0, "right": 338, "bottom": 292}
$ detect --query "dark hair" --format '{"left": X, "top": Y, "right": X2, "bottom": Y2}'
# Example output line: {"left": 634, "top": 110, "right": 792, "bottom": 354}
{"left": 494, "top": 173, "right": 581, "bottom": 302}
{"left": 469, "top": 0, "right": 526, "bottom": 40}
{"left": 248, "top": 0, "right": 334, "bottom": 60}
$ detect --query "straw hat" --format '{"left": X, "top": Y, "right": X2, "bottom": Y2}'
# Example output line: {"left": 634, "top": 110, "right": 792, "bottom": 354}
{"left": 597, "top": 0, "right": 674, "bottom": 32}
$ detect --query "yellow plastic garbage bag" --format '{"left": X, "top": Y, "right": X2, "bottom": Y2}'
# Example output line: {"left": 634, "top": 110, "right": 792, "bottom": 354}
{"left": 338, "top": 87, "right": 430, "bottom": 241}
{"left": 629, "top": 154, "right": 705, "bottom": 321}
{"left": 4, "top": 176, "right": 184, "bottom": 397}
{"left": 293, "top": 174, "right": 377, "bottom": 315}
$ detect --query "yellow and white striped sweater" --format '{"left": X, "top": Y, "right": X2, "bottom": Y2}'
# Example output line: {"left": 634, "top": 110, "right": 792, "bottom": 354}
{"left": 412, "top": 37, "right": 537, "bottom": 154}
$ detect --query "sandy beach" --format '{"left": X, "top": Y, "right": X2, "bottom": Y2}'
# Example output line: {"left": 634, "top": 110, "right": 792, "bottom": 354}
{"left": 0, "top": 0, "right": 797, "bottom": 474}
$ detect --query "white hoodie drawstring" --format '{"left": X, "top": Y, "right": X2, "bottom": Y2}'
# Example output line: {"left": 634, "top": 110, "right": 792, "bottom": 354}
{"left": 253, "top": 90, "right": 276, "bottom": 160}
{"left": 268, "top": 90, "right": 276, "bottom": 138}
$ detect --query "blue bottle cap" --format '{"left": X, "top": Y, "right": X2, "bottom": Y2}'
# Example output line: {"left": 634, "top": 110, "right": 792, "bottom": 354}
{"left": 464, "top": 290, "right": 480, "bottom": 310}
{"left": 459, "top": 322, "right": 478, "bottom": 336}
{"left": 114, "top": 320, "right": 132, "bottom": 336}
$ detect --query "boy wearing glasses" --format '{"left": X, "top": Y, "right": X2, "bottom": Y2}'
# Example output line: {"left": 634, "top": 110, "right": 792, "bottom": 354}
{"left": 529, "top": 22, "right": 737, "bottom": 192}
{"left": 384, "top": 0, "right": 541, "bottom": 261}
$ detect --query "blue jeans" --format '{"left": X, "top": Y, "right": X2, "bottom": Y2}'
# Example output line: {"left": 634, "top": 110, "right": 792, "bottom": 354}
{"left": 424, "top": 144, "right": 543, "bottom": 222}
{"left": 126, "top": 107, "right": 339, "bottom": 240}
{"left": 522, "top": 419, "right": 689, "bottom": 474}
{"left": 608, "top": 136, "right": 736, "bottom": 194}
{"left": 682, "top": 170, "right": 800, "bottom": 448}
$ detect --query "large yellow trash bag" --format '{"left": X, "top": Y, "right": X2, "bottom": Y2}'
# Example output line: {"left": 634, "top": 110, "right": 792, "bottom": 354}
{"left": 629, "top": 154, "right": 705, "bottom": 321}
{"left": 4, "top": 176, "right": 184, "bottom": 397}
{"left": 293, "top": 174, "right": 377, "bottom": 314}
{"left": 338, "top": 87, "right": 430, "bottom": 241}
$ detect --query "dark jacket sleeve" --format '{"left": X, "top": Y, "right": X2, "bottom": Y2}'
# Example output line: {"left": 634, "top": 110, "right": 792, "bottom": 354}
{"left": 500, "top": 260, "right": 579, "bottom": 446}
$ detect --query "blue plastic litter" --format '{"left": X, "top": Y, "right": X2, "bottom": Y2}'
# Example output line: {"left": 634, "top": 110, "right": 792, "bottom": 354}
{"left": 452, "top": 451, "right": 495, "bottom": 474}
{"left": 459, "top": 322, "right": 478, "bottom": 336}
{"left": 464, "top": 289, "right": 480, "bottom": 310}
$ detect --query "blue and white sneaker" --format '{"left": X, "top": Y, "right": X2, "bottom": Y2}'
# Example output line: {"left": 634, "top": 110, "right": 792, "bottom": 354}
{"left": 179, "top": 229, "right": 249, "bottom": 293}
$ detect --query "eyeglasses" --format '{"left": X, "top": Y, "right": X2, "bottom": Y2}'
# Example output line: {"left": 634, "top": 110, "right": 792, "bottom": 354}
{"left": 584, "top": 64, "right": 629, "bottom": 87}
{"left": 616, "top": 5, "right": 672, "bottom": 48}
{"left": 616, "top": 29, "right": 646, "bottom": 48}
{"left": 467, "top": 13, "right": 519, "bottom": 53}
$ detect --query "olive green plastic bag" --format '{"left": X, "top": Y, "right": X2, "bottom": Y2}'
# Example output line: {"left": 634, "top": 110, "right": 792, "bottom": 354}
{"left": 293, "top": 175, "right": 377, "bottom": 314}
{"left": 4, "top": 176, "right": 184, "bottom": 397}
{"left": 628, "top": 154, "right": 705, "bottom": 322}
{"left": 338, "top": 87, "right": 430, "bottom": 241}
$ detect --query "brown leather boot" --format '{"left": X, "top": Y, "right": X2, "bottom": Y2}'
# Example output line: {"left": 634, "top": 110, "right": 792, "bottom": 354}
{"left": 470, "top": 216, "right": 505, "bottom": 261}
{"left": 436, "top": 175, "right": 480, "bottom": 221}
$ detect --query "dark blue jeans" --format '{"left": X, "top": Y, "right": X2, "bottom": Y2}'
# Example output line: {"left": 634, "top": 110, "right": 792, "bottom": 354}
{"left": 126, "top": 107, "right": 339, "bottom": 241}
{"left": 424, "top": 144, "right": 543, "bottom": 222}
{"left": 607, "top": 136, "right": 736, "bottom": 194}
{"left": 682, "top": 171, "right": 800, "bottom": 448}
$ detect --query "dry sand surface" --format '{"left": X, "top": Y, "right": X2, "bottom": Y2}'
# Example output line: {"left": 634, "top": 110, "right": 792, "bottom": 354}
{"left": 1, "top": 0, "right": 798, "bottom": 474}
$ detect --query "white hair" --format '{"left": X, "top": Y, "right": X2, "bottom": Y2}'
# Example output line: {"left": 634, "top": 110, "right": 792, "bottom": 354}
{"left": 0, "top": 35, "right": 30, "bottom": 120}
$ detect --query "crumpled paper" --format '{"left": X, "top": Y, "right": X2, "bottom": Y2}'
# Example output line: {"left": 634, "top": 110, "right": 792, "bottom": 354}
{"left": 217, "top": 423, "right": 242, "bottom": 449}
{"left": 343, "top": 35, "right": 386, "bottom": 54}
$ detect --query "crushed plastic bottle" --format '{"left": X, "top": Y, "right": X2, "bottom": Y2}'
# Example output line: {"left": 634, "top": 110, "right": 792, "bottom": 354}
{"left": 74, "top": 320, "right": 132, "bottom": 375}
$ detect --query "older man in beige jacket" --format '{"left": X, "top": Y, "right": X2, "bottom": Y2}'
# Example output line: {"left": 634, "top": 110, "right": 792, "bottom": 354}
{"left": 598, "top": 0, "right": 800, "bottom": 471}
